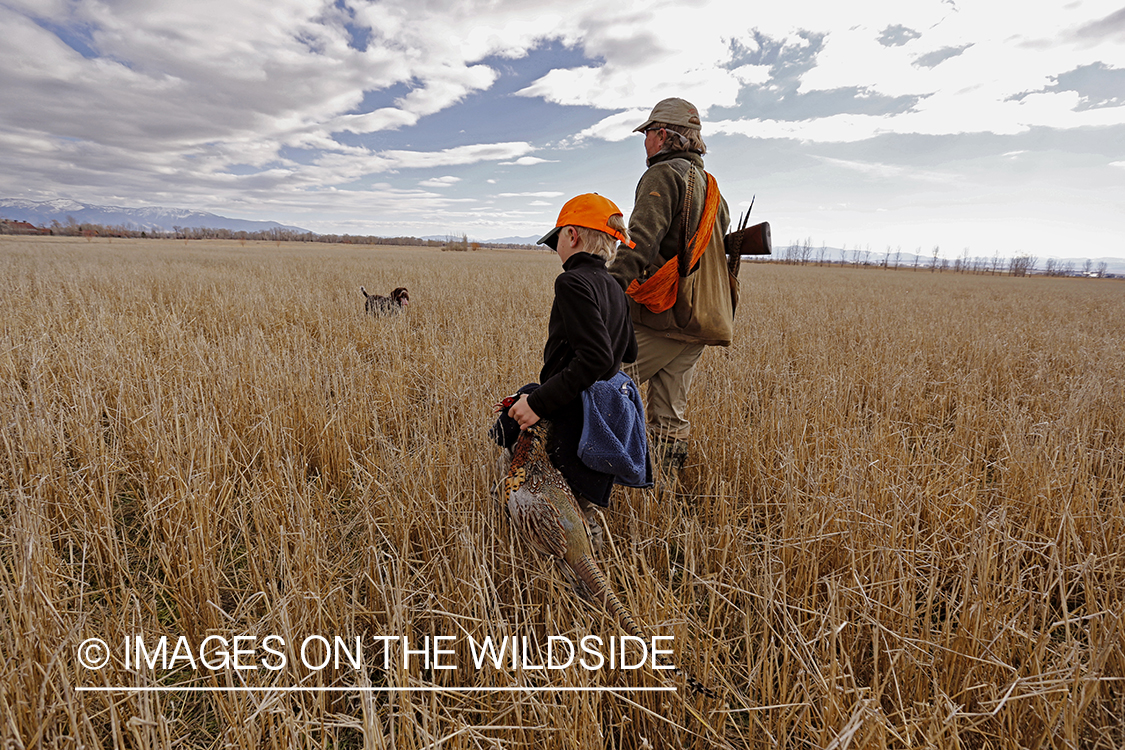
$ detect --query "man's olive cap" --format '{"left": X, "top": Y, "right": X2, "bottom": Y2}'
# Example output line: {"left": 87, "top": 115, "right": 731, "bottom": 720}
{"left": 633, "top": 97, "right": 703, "bottom": 133}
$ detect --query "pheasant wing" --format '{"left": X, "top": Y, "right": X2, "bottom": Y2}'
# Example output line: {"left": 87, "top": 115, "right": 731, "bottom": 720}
{"left": 509, "top": 486, "right": 568, "bottom": 559}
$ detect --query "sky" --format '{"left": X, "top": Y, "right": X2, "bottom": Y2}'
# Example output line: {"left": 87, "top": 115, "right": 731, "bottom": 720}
{"left": 1, "top": 0, "right": 1123, "bottom": 260}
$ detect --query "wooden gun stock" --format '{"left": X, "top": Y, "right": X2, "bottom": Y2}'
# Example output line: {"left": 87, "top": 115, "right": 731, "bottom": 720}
{"left": 725, "top": 220, "right": 771, "bottom": 276}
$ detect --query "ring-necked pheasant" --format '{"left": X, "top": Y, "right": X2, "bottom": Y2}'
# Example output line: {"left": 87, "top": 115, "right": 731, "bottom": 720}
{"left": 499, "top": 412, "right": 714, "bottom": 697}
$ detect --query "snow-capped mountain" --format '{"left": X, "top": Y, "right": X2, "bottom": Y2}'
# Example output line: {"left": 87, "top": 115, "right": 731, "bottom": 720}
{"left": 0, "top": 198, "right": 310, "bottom": 234}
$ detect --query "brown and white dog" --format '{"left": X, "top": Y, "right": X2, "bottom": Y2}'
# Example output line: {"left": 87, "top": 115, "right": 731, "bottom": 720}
{"left": 361, "top": 286, "right": 409, "bottom": 316}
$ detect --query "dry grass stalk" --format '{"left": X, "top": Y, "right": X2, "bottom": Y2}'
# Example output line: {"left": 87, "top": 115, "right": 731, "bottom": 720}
{"left": 1, "top": 236, "right": 1123, "bottom": 748}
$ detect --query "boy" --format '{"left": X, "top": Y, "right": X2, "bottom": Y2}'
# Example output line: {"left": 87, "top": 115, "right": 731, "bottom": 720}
{"left": 494, "top": 194, "right": 649, "bottom": 539}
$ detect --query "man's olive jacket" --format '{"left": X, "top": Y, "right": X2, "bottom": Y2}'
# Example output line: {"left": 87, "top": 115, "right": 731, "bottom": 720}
{"left": 609, "top": 150, "right": 736, "bottom": 346}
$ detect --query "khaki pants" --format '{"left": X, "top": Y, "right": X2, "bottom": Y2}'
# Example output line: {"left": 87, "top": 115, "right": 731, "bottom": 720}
{"left": 624, "top": 324, "right": 705, "bottom": 441}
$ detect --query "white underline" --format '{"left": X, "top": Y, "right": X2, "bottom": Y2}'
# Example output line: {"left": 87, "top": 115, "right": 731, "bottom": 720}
{"left": 76, "top": 686, "right": 676, "bottom": 693}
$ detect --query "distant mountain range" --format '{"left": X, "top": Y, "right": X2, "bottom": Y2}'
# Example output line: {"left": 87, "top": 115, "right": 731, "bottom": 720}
{"left": 420, "top": 234, "right": 541, "bottom": 246}
{"left": 479, "top": 235, "right": 541, "bottom": 245}
{"left": 0, "top": 198, "right": 310, "bottom": 234}
{"left": 4, "top": 198, "right": 1121, "bottom": 273}
{"left": 0, "top": 199, "right": 536, "bottom": 244}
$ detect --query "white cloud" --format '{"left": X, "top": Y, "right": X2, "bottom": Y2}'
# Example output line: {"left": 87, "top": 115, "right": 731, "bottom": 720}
{"left": 711, "top": 114, "right": 884, "bottom": 143}
{"left": 498, "top": 156, "right": 557, "bottom": 166}
{"left": 730, "top": 64, "right": 771, "bottom": 87}
{"left": 384, "top": 142, "right": 534, "bottom": 169}
{"left": 519, "top": 0, "right": 1125, "bottom": 143}
{"left": 419, "top": 176, "right": 461, "bottom": 187}
{"left": 814, "top": 156, "right": 955, "bottom": 184}
{"left": 329, "top": 109, "right": 420, "bottom": 134}
{"left": 569, "top": 109, "right": 650, "bottom": 144}
{"left": 297, "top": 142, "right": 534, "bottom": 187}
{"left": 774, "top": 1, "right": 1125, "bottom": 139}
{"left": 395, "top": 64, "right": 499, "bottom": 119}
{"left": 711, "top": 85, "right": 1125, "bottom": 143}
{"left": 1, "top": 0, "right": 1123, "bottom": 253}
{"left": 9, "top": 0, "right": 1121, "bottom": 171}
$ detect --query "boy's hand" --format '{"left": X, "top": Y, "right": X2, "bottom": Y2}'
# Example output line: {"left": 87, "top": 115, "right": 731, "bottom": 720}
{"left": 492, "top": 393, "right": 520, "bottom": 413}
{"left": 507, "top": 394, "right": 540, "bottom": 430}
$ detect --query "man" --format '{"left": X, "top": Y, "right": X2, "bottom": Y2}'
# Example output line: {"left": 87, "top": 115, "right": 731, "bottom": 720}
{"left": 609, "top": 97, "right": 735, "bottom": 470}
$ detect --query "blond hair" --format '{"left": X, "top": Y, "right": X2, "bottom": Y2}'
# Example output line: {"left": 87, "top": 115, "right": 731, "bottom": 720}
{"left": 574, "top": 213, "right": 629, "bottom": 264}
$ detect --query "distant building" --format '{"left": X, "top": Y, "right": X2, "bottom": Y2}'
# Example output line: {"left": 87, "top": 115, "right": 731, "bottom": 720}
{"left": 0, "top": 219, "right": 50, "bottom": 235}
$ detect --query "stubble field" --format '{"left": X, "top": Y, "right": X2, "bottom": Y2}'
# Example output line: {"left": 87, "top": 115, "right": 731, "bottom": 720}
{"left": 2, "top": 235, "right": 1123, "bottom": 749}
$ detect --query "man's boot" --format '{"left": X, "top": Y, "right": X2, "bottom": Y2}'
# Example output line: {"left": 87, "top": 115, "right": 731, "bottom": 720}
{"left": 654, "top": 438, "right": 689, "bottom": 471}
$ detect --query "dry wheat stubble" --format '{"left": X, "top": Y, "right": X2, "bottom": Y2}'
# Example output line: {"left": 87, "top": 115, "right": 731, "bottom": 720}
{"left": 1, "top": 236, "right": 1123, "bottom": 749}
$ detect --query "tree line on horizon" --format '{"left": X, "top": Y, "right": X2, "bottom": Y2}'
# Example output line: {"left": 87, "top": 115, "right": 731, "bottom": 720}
{"left": 765, "top": 237, "right": 1114, "bottom": 278}
{"left": 2, "top": 217, "right": 1115, "bottom": 277}
{"left": 0, "top": 217, "right": 537, "bottom": 250}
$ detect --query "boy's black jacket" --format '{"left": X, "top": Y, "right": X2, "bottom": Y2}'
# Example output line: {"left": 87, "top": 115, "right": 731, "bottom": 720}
{"left": 528, "top": 252, "right": 637, "bottom": 418}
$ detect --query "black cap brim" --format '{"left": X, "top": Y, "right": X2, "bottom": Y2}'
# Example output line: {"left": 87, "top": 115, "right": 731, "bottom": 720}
{"left": 537, "top": 226, "right": 561, "bottom": 250}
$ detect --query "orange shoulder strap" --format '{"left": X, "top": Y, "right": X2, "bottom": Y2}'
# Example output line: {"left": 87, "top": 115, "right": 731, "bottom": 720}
{"left": 627, "top": 170, "right": 720, "bottom": 314}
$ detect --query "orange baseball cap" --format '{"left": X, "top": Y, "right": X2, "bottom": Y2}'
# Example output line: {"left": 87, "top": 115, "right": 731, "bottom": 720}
{"left": 537, "top": 193, "right": 636, "bottom": 250}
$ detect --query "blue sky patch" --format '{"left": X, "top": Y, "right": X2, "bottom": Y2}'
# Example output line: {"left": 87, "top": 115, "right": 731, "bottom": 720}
{"left": 1008, "top": 62, "right": 1125, "bottom": 110}
{"left": 34, "top": 18, "right": 99, "bottom": 59}
{"left": 913, "top": 44, "right": 974, "bottom": 69}
{"left": 335, "top": 0, "right": 372, "bottom": 52}
{"left": 1050, "top": 62, "right": 1125, "bottom": 110}
{"left": 878, "top": 25, "right": 921, "bottom": 47}
{"left": 334, "top": 41, "right": 608, "bottom": 152}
